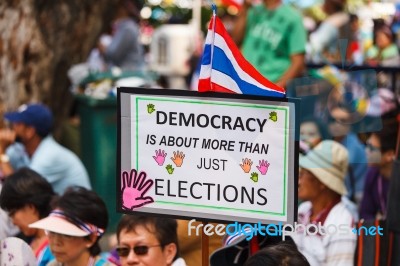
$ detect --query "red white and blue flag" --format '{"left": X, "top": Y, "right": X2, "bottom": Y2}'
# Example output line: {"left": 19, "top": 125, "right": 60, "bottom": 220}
{"left": 197, "top": 8, "right": 285, "bottom": 98}
{"left": 220, "top": 0, "right": 243, "bottom": 8}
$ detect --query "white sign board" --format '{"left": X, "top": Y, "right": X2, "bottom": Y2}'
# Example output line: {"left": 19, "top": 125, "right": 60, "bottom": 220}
{"left": 118, "top": 88, "right": 298, "bottom": 225}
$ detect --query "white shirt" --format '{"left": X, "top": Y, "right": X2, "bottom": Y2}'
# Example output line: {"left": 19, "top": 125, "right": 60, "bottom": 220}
{"left": 0, "top": 184, "right": 19, "bottom": 240}
{"left": 172, "top": 258, "right": 187, "bottom": 266}
{"left": 291, "top": 201, "right": 356, "bottom": 266}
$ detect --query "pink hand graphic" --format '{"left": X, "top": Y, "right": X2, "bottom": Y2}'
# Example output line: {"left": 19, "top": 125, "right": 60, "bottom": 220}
{"left": 121, "top": 169, "right": 154, "bottom": 210}
{"left": 153, "top": 149, "right": 167, "bottom": 166}
{"left": 256, "top": 160, "right": 270, "bottom": 175}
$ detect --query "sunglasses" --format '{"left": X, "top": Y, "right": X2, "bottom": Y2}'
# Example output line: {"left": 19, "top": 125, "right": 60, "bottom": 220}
{"left": 366, "top": 142, "right": 380, "bottom": 152}
{"left": 116, "top": 244, "right": 163, "bottom": 257}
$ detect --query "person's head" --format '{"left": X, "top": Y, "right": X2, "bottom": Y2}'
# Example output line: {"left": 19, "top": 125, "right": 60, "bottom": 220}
{"left": 244, "top": 241, "right": 310, "bottom": 266}
{"left": 298, "top": 140, "right": 348, "bottom": 201}
{"left": 4, "top": 104, "right": 53, "bottom": 141}
{"left": 0, "top": 168, "right": 55, "bottom": 236}
{"left": 116, "top": 215, "right": 179, "bottom": 266}
{"left": 327, "top": 107, "right": 352, "bottom": 141}
{"left": 115, "top": 0, "right": 143, "bottom": 22}
{"left": 29, "top": 186, "right": 108, "bottom": 264}
{"left": 300, "top": 116, "right": 330, "bottom": 149}
{"left": 323, "top": 0, "right": 346, "bottom": 15}
{"left": 350, "top": 13, "right": 359, "bottom": 32}
{"left": 375, "top": 25, "right": 394, "bottom": 50}
{"left": 366, "top": 117, "right": 399, "bottom": 169}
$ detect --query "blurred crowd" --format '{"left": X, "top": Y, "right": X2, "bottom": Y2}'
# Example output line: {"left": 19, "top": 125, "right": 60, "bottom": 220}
{"left": 1, "top": 0, "right": 400, "bottom": 265}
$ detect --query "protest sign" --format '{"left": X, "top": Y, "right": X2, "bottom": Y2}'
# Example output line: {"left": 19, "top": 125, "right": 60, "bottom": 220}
{"left": 118, "top": 88, "right": 299, "bottom": 225}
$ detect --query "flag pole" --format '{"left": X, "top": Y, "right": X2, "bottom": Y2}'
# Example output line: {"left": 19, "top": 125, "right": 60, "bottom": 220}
{"left": 201, "top": 221, "right": 209, "bottom": 266}
{"left": 211, "top": 3, "right": 217, "bottom": 61}
{"left": 210, "top": 4, "right": 217, "bottom": 91}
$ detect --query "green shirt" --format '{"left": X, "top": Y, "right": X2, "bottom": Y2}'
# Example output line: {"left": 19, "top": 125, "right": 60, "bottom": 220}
{"left": 367, "top": 44, "right": 399, "bottom": 61}
{"left": 242, "top": 4, "right": 306, "bottom": 82}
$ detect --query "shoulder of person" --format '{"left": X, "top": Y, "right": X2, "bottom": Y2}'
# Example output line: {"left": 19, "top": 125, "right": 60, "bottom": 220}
{"left": 325, "top": 201, "right": 353, "bottom": 225}
{"left": 298, "top": 201, "right": 312, "bottom": 214}
{"left": 325, "top": 12, "right": 350, "bottom": 28}
{"left": 384, "top": 44, "right": 400, "bottom": 55}
{"left": 46, "top": 260, "right": 60, "bottom": 266}
{"left": 247, "top": 4, "right": 265, "bottom": 17}
{"left": 279, "top": 4, "right": 303, "bottom": 20}
{"left": 94, "top": 257, "right": 116, "bottom": 266}
{"left": 364, "top": 166, "right": 380, "bottom": 185}
{"left": 172, "top": 257, "right": 187, "bottom": 266}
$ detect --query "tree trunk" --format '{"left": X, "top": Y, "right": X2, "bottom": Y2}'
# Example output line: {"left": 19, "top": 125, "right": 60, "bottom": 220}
{"left": 0, "top": 0, "right": 118, "bottom": 132}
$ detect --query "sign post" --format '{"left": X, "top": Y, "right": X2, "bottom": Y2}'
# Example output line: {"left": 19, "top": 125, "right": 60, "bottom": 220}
{"left": 117, "top": 88, "right": 299, "bottom": 264}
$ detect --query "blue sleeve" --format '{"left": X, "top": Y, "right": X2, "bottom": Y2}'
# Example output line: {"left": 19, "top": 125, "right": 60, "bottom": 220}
{"left": 6, "top": 143, "right": 29, "bottom": 170}
{"left": 38, "top": 246, "right": 55, "bottom": 266}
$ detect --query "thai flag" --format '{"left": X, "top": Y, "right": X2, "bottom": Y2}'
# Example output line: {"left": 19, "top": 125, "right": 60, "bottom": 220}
{"left": 197, "top": 8, "right": 285, "bottom": 98}
{"left": 220, "top": 0, "right": 243, "bottom": 8}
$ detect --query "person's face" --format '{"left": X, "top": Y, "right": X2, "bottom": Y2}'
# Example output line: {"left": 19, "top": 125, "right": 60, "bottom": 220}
{"left": 9, "top": 204, "right": 40, "bottom": 236}
{"left": 322, "top": 0, "right": 335, "bottom": 15}
{"left": 350, "top": 19, "right": 359, "bottom": 32}
{"left": 298, "top": 168, "right": 325, "bottom": 201}
{"left": 300, "top": 122, "right": 322, "bottom": 148}
{"left": 118, "top": 225, "right": 176, "bottom": 266}
{"left": 11, "top": 122, "right": 35, "bottom": 143}
{"left": 47, "top": 231, "right": 95, "bottom": 265}
{"left": 365, "top": 133, "right": 381, "bottom": 166}
{"left": 376, "top": 31, "right": 391, "bottom": 49}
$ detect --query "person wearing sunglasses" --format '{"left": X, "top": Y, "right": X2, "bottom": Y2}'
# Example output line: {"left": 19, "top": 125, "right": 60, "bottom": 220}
{"left": 360, "top": 117, "right": 399, "bottom": 220}
{"left": 29, "top": 186, "right": 117, "bottom": 266}
{"left": 116, "top": 215, "right": 186, "bottom": 266}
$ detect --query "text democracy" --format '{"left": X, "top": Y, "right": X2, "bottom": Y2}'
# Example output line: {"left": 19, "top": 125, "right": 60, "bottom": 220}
{"left": 156, "top": 111, "right": 268, "bottom": 133}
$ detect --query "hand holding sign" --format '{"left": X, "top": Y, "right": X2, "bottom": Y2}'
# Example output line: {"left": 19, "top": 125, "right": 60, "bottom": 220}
{"left": 153, "top": 149, "right": 167, "bottom": 166}
{"left": 257, "top": 160, "right": 270, "bottom": 175}
{"left": 121, "top": 169, "right": 154, "bottom": 210}
{"left": 240, "top": 158, "right": 253, "bottom": 173}
{"left": 171, "top": 150, "right": 185, "bottom": 167}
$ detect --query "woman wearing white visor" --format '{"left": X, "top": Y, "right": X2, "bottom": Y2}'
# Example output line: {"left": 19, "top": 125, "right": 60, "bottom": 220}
{"left": 30, "top": 186, "right": 116, "bottom": 266}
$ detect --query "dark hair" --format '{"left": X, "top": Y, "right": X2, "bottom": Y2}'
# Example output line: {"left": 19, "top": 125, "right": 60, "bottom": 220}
{"left": 376, "top": 117, "right": 399, "bottom": 153}
{"left": 327, "top": 0, "right": 346, "bottom": 13}
{"left": 349, "top": 13, "right": 358, "bottom": 23}
{"left": 117, "top": 215, "right": 179, "bottom": 261}
{"left": 0, "top": 167, "right": 55, "bottom": 218}
{"left": 52, "top": 186, "right": 108, "bottom": 256}
{"left": 378, "top": 25, "right": 394, "bottom": 42}
{"left": 244, "top": 242, "right": 310, "bottom": 266}
{"left": 119, "top": 0, "right": 143, "bottom": 21}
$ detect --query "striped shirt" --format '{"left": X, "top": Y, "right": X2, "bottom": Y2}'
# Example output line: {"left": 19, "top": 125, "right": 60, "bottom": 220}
{"left": 291, "top": 201, "right": 356, "bottom": 266}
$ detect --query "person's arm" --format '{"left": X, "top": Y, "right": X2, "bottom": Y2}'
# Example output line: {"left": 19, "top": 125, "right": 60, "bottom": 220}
{"left": 0, "top": 155, "right": 14, "bottom": 178}
{"left": 104, "top": 24, "right": 138, "bottom": 64}
{"left": 231, "top": 0, "right": 252, "bottom": 47}
{"left": 276, "top": 13, "right": 306, "bottom": 88}
{"left": 275, "top": 53, "right": 305, "bottom": 88}
{"left": 0, "top": 129, "right": 15, "bottom": 178}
